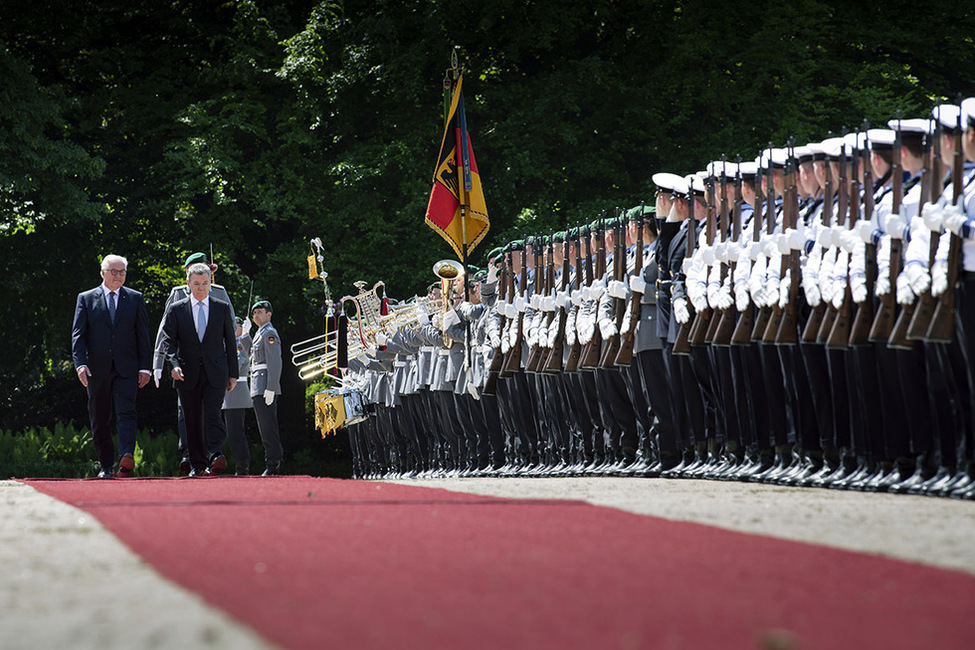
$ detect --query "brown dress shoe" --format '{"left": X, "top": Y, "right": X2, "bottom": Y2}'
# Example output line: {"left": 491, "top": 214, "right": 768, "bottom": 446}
{"left": 118, "top": 453, "right": 135, "bottom": 478}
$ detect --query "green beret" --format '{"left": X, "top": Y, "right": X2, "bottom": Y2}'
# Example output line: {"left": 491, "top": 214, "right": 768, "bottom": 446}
{"left": 473, "top": 270, "right": 487, "bottom": 282}
{"left": 252, "top": 300, "right": 272, "bottom": 312}
{"left": 627, "top": 205, "right": 655, "bottom": 221}
{"left": 184, "top": 252, "right": 208, "bottom": 267}
{"left": 235, "top": 316, "right": 244, "bottom": 325}
{"left": 508, "top": 239, "right": 525, "bottom": 251}
{"left": 552, "top": 231, "right": 565, "bottom": 243}
{"left": 487, "top": 247, "right": 504, "bottom": 262}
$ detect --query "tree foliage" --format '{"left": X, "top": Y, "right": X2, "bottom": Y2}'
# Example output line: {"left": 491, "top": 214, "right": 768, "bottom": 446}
{"left": 1, "top": 0, "right": 973, "bottom": 447}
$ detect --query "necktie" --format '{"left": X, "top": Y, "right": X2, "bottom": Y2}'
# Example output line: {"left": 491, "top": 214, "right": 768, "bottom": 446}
{"left": 109, "top": 292, "right": 117, "bottom": 324}
{"left": 197, "top": 302, "right": 206, "bottom": 341}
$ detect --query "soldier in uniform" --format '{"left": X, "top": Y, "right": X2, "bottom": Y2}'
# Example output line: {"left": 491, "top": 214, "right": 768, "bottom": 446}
{"left": 249, "top": 300, "right": 284, "bottom": 475}
{"left": 223, "top": 316, "right": 254, "bottom": 475}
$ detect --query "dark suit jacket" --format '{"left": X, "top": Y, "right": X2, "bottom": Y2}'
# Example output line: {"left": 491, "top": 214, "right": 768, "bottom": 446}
{"left": 72, "top": 285, "right": 151, "bottom": 379}
{"left": 161, "top": 295, "right": 238, "bottom": 389}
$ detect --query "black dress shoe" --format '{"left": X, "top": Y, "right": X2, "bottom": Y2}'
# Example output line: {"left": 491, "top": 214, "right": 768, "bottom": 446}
{"left": 209, "top": 453, "right": 228, "bottom": 475}
{"left": 187, "top": 467, "right": 210, "bottom": 477}
{"left": 178, "top": 457, "right": 191, "bottom": 476}
{"left": 97, "top": 467, "right": 115, "bottom": 478}
{"left": 262, "top": 463, "right": 282, "bottom": 476}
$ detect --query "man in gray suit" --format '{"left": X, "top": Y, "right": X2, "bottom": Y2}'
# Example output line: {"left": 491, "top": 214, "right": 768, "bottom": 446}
{"left": 249, "top": 300, "right": 284, "bottom": 476}
{"left": 160, "top": 263, "right": 238, "bottom": 477}
{"left": 72, "top": 254, "right": 151, "bottom": 478}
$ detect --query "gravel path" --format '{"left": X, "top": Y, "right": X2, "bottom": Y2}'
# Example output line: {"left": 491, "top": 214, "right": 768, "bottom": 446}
{"left": 4, "top": 475, "right": 974, "bottom": 648}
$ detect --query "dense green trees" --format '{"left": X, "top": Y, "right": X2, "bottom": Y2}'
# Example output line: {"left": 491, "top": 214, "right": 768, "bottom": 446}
{"left": 2, "top": 0, "right": 973, "bottom": 460}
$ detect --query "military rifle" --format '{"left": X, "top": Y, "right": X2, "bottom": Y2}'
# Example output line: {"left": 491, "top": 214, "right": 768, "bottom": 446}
{"left": 775, "top": 140, "right": 801, "bottom": 344}
{"left": 714, "top": 157, "right": 741, "bottom": 346}
{"left": 563, "top": 227, "right": 586, "bottom": 372}
{"left": 826, "top": 134, "right": 860, "bottom": 349}
{"left": 615, "top": 204, "right": 646, "bottom": 366}
{"left": 673, "top": 187, "right": 697, "bottom": 356}
{"left": 732, "top": 161, "right": 763, "bottom": 345}
{"left": 801, "top": 142, "right": 834, "bottom": 343}
{"left": 907, "top": 110, "right": 946, "bottom": 340}
{"left": 599, "top": 211, "right": 626, "bottom": 367}
{"left": 818, "top": 132, "right": 850, "bottom": 344}
{"left": 849, "top": 123, "right": 877, "bottom": 346}
{"left": 689, "top": 177, "right": 715, "bottom": 346}
{"left": 579, "top": 218, "right": 606, "bottom": 370}
{"left": 525, "top": 235, "right": 547, "bottom": 373}
{"left": 869, "top": 115, "right": 903, "bottom": 342}
{"left": 752, "top": 144, "right": 776, "bottom": 341}
{"left": 926, "top": 102, "right": 966, "bottom": 343}
{"left": 544, "top": 234, "right": 571, "bottom": 373}
{"left": 481, "top": 248, "right": 509, "bottom": 396}
{"left": 500, "top": 242, "right": 528, "bottom": 376}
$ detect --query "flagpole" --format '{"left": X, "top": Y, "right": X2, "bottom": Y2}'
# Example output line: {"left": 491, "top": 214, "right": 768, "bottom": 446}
{"left": 451, "top": 50, "right": 473, "bottom": 372}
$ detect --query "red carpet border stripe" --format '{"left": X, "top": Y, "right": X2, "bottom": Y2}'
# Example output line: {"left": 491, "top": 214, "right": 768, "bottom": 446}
{"left": 25, "top": 477, "right": 975, "bottom": 650}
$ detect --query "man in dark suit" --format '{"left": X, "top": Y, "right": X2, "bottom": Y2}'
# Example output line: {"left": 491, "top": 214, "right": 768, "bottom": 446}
{"left": 160, "top": 263, "right": 238, "bottom": 476}
{"left": 72, "top": 254, "right": 152, "bottom": 478}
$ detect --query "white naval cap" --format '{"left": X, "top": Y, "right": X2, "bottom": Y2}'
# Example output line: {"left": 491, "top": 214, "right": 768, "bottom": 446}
{"left": 962, "top": 97, "right": 975, "bottom": 129}
{"left": 843, "top": 131, "right": 868, "bottom": 151}
{"left": 652, "top": 172, "right": 688, "bottom": 195}
{"left": 687, "top": 174, "right": 707, "bottom": 194}
{"left": 758, "top": 147, "right": 789, "bottom": 169}
{"left": 930, "top": 104, "right": 962, "bottom": 131}
{"left": 887, "top": 117, "right": 933, "bottom": 134}
{"left": 866, "top": 128, "right": 896, "bottom": 148}
{"left": 738, "top": 161, "right": 760, "bottom": 178}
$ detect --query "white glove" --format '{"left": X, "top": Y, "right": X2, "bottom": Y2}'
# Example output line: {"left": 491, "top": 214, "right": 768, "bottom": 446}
{"left": 776, "top": 234, "right": 791, "bottom": 254}
{"left": 598, "top": 318, "right": 618, "bottom": 340}
{"left": 242, "top": 317, "right": 252, "bottom": 336}
{"left": 804, "top": 276, "right": 821, "bottom": 307}
{"left": 922, "top": 203, "right": 944, "bottom": 232}
{"left": 570, "top": 291, "right": 584, "bottom": 307}
{"left": 752, "top": 284, "right": 768, "bottom": 308}
{"left": 263, "top": 389, "right": 275, "bottom": 405}
{"left": 875, "top": 272, "right": 891, "bottom": 297}
{"left": 765, "top": 276, "right": 780, "bottom": 308}
{"left": 442, "top": 309, "right": 460, "bottom": 330}
{"left": 629, "top": 274, "right": 647, "bottom": 294}
{"left": 489, "top": 331, "right": 501, "bottom": 349}
{"left": 905, "top": 263, "right": 931, "bottom": 295}
{"left": 931, "top": 260, "right": 949, "bottom": 297}
{"left": 417, "top": 304, "right": 430, "bottom": 325}
{"left": 944, "top": 210, "right": 969, "bottom": 236}
{"left": 673, "top": 297, "right": 690, "bottom": 324}
{"left": 530, "top": 294, "right": 542, "bottom": 309}
{"left": 717, "top": 277, "right": 733, "bottom": 310}
{"left": 778, "top": 271, "right": 791, "bottom": 309}
{"left": 700, "top": 246, "right": 716, "bottom": 266}
{"left": 608, "top": 280, "right": 628, "bottom": 299}
{"left": 854, "top": 220, "right": 874, "bottom": 244}
{"left": 714, "top": 242, "right": 729, "bottom": 263}
{"left": 541, "top": 296, "right": 556, "bottom": 312}
{"left": 486, "top": 264, "right": 499, "bottom": 284}
{"left": 816, "top": 227, "right": 833, "bottom": 249}
{"left": 761, "top": 235, "right": 779, "bottom": 257}
{"left": 153, "top": 368, "right": 162, "bottom": 388}
{"left": 786, "top": 227, "right": 806, "bottom": 250}
{"left": 831, "top": 282, "right": 846, "bottom": 309}
{"left": 748, "top": 241, "right": 762, "bottom": 261}
{"left": 590, "top": 284, "right": 606, "bottom": 300}
{"left": 896, "top": 272, "right": 916, "bottom": 305}
{"left": 515, "top": 296, "right": 527, "bottom": 312}
{"left": 735, "top": 279, "right": 751, "bottom": 311}
{"left": 375, "top": 331, "right": 390, "bottom": 346}
{"left": 886, "top": 213, "right": 906, "bottom": 239}
{"left": 555, "top": 291, "right": 569, "bottom": 308}
{"left": 831, "top": 225, "right": 847, "bottom": 247}
{"left": 689, "top": 281, "right": 709, "bottom": 313}
{"left": 850, "top": 273, "right": 867, "bottom": 303}
{"left": 839, "top": 230, "right": 859, "bottom": 253}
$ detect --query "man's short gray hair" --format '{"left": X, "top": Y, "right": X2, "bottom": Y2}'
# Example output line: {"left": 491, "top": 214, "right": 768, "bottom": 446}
{"left": 100, "top": 254, "right": 128, "bottom": 271}
{"left": 186, "top": 262, "right": 212, "bottom": 282}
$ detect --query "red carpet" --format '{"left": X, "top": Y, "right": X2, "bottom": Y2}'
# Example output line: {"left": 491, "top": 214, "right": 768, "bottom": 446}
{"left": 26, "top": 477, "right": 975, "bottom": 649}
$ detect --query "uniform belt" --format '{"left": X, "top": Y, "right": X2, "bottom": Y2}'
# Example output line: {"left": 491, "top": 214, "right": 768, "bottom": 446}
{"left": 251, "top": 363, "right": 268, "bottom": 371}
{"left": 656, "top": 279, "right": 672, "bottom": 290}
{"left": 437, "top": 349, "right": 450, "bottom": 356}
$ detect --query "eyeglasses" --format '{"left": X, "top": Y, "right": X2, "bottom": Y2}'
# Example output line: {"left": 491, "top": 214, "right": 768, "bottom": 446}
{"left": 105, "top": 269, "right": 127, "bottom": 277}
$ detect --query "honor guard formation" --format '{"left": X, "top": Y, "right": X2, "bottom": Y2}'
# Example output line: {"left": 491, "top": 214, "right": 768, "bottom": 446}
{"left": 297, "top": 98, "right": 975, "bottom": 499}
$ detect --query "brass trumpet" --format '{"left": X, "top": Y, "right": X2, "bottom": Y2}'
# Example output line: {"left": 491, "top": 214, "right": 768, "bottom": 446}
{"left": 432, "top": 259, "right": 465, "bottom": 344}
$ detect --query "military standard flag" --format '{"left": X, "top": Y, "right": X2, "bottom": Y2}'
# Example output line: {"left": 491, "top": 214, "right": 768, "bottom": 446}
{"left": 425, "top": 74, "right": 489, "bottom": 259}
